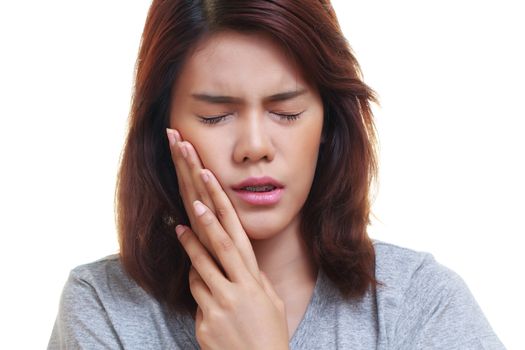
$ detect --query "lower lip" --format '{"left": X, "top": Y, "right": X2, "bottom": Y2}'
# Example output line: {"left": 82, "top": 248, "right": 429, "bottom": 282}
{"left": 233, "top": 188, "right": 284, "bottom": 205}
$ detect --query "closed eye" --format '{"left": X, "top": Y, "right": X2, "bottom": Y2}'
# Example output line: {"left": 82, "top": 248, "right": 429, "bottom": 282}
{"left": 197, "top": 113, "right": 231, "bottom": 125}
{"left": 197, "top": 111, "right": 304, "bottom": 125}
{"left": 272, "top": 111, "right": 303, "bottom": 122}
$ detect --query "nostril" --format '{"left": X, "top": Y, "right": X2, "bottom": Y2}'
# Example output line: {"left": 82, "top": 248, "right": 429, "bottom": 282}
{"left": 233, "top": 135, "right": 275, "bottom": 163}
{"left": 243, "top": 154, "right": 270, "bottom": 163}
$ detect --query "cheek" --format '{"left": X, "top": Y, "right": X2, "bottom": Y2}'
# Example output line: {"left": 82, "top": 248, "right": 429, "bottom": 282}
{"left": 296, "top": 119, "right": 323, "bottom": 164}
{"left": 191, "top": 140, "right": 229, "bottom": 183}
{"left": 175, "top": 124, "right": 233, "bottom": 191}
{"left": 292, "top": 120, "right": 323, "bottom": 192}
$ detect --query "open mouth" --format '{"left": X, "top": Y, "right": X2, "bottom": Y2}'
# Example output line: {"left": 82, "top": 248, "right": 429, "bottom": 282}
{"left": 232, "top": 176, "right": 284, "bottom": 205}
{"left": 241, "top": 184, "right": 277, "bottom": 192}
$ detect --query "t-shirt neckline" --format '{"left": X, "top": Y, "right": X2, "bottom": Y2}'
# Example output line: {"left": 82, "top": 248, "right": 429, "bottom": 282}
{"left": 288, "top": 267, "right": 325, "bottom": 347}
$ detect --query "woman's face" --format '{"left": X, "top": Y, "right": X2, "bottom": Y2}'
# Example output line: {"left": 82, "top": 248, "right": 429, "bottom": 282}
{"left": 170, "top": 30, "right": 324, "bottom": 240}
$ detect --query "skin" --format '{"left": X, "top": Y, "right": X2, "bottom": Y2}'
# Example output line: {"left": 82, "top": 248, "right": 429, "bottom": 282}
{"left": 167, "top": 30, "right": 324, "bottom": 348}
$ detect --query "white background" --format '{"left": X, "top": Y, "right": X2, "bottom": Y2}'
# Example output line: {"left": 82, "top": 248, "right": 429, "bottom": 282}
{"left": 0, "top": 1, "right": 522, "bottom": 348}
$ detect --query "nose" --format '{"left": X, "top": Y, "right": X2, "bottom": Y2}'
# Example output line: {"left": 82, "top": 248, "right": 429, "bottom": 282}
{"left": 233, "top": 111, "right": 276, "bottom": 163}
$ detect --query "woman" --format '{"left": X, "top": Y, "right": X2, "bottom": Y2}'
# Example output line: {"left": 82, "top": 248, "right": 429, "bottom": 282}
{"left": 48, "top": 0, "right": 504, "bottom": 349}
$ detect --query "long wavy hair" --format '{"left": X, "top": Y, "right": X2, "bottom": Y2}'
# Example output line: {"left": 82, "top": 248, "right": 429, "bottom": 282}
{"left": 116, "top": 0, "right": 380, "bottom": 317}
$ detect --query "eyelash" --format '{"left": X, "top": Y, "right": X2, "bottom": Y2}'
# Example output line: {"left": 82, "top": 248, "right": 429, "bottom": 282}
{"left": 198, "top": 112, "right": 303, "bottom": 125}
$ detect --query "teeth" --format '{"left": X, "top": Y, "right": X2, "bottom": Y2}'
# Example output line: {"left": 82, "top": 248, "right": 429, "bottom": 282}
{"left": 243, "top": 185, "right": 276, "bottom": 192}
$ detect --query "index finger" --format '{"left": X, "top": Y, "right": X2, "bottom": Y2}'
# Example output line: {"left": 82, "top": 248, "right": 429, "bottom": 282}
{"left": 166, "top": 129, "right": 217, "bottom": 251}
{"left": 191, "top": 200, "right": 254, "bottom": 284}
{"left": 200, "top": 169, "right": 261, "bottom": 281}
{"left": 175, "top": 225, "right": 230, "bottom": 294}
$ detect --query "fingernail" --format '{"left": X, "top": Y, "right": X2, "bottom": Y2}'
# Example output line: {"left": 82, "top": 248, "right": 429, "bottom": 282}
{"left": 178, "top": 142, "right": 188, "bottom": 158}
{"left": 166, "top": 128, "right": 176, "bottom": 146}
{"left": 193, "top": 200, "right": 206, "bottom": 217}
{"left": 166, "top": 128, "right": 181, "bottom": 141}
{"left": 175, "top": 225, "right": 186, "bottom": 238}
{"left": 200, "top": 170, "right": 209, "bottom": 183}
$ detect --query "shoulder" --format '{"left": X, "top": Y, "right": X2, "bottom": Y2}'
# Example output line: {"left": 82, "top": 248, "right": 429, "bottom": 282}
{"left": 63, "top": 253, "right": 157, "bottom": 309}
{"left": 371, "top": 239, "right": 466, "bottom": 321}
{"left": 57, "top": 253, "right": 151, "bottom": 324}
{"left": 372, "top": 238, "right": 472, "bottom": 321}
{"left": 68, "top": 254, "right": 130, "bottom": 288}
{"left": 49, "top": 254, "right": 197, "bottom": 349}
{"left": 371, "top": 240, "right": 505, "bottom": 349}
{"left": 69, "top": 253, "right": 125, "bottom": 283}
{"left": 372, "top": 239, "right": 462, "bottom": 292}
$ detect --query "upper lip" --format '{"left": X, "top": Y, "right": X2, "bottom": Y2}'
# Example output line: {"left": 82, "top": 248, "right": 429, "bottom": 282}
{"left": 232, "top": 176, "right": 284, "bottom": 190}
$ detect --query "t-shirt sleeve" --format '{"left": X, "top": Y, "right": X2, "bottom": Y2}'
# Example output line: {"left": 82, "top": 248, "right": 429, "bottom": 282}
{"left": 391, "top": 254, "right": 506, "bottom": 350}
{"left": 47, "top": 268, "right": 123, "bottom": 350}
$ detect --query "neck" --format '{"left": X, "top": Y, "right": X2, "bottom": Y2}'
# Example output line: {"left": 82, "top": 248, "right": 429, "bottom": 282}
{"left": 250, "top": 217, "right": 318, "bottom": 296}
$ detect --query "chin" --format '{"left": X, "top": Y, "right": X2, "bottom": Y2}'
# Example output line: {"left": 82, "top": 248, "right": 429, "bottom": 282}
{"left": 238, "top": 211, "right": 299, "bottom": 241}
{"left": 241, "top": 220, "right": 279, "bottom": 241}
{"left": 244, "top": 228, "right": 278, "bottom": 241}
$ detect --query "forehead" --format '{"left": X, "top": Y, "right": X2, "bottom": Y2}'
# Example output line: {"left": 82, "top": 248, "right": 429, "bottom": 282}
{"left": 176, "top": 30, "right": 308, "bottom": 94}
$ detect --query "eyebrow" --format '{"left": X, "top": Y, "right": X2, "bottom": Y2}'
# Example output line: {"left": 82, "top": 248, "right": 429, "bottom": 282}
{"left": 191, "top": 88, "right": 308, "bottom": 105}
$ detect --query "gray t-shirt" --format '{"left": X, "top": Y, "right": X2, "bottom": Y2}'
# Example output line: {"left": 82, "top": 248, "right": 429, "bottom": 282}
{"left": 48, "top": 240, "right": 505, "bottom": 349}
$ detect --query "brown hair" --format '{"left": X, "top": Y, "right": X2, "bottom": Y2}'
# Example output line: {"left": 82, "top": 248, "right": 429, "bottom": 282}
{"left": 116, "top": 0, "right": 380, "bottom": 317}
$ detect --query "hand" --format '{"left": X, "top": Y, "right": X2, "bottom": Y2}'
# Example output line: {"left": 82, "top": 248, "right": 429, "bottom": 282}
{"left": 175, "top": 211, "right": 289, "bottom": 350}
{"left": 166, "top": 128, "right": 290, "bottom": 349}
{"left": 166, "top": 128, "right": 259, "bottom": 278}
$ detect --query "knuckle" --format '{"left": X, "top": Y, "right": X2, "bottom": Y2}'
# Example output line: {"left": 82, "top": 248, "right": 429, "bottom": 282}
{"left": 217, "top": 293, "right": 235, "bottom": 309}
{"left": 199, "top": 235, "right": 213, "bottom": 252}
{"left": 177, "top": 181, "right": 188, "bottom": 196}
{"left": 188, "top": 277, "right": 198, "bottom": 290}
{"left": 188, "top": 269, "right": 199, "bottom": 284}
{"left": 191, "top": 253, "right": 207, "bottom": 267}
{"left": 197, "top": 189, "right": 207, "bottom": 201}
{"left": 204, "top": 270, "right": 215, "bottom": 285}
{"left": 187, "top": 157, "right": 196, "bottom": 168}
{"left": 207, "top": 184, "right": 219, "bottom": 197}
{"left": 218, "top": 237, "right": 235, "bottom": 252}
{"left": 243, "top": 281, "right": 259, "bottom": 296}
{"left": 208, "top": 308, "right": 225, "bottom": 323}
{"left": 196, "top": 324, "right": 211, "bottom": 343}
{"left": 188, "top": 266, "right": 195, "bottom": 277}
{"left": 215, "top": 206, "right": 228, "bottom": 221}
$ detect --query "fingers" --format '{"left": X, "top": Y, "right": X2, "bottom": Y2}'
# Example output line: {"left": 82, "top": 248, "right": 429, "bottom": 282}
{"left": 189, "top": 200, "right": 253, "bottom": 284}
{"left": 166, "top": 129, "right": 196, "bottom": 224}
{"left": 179, "top": 141, "right": 216, "bottom": 214}
{"left": 195, "top": 305, "right": 204, "bottom": 328}
{"left": 166, "top": 128, "right": 216, "bottom": 248}
{"left": 176, "top": 225, "right": 230, "bottom": 295}
{"left": 199, "top": 169, "right": 262, "bottom": 283}
{"left": 188, "top": 266, "right": 215, "bottom": 314}
{"left": 166, "top": 128, "right": 215, "bottom": 214}
{"left": 167, "top": 128, "right": 260, "bottom": 285}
